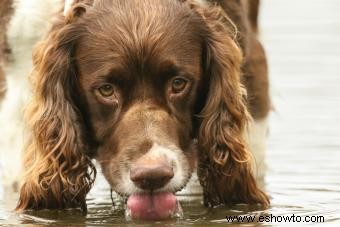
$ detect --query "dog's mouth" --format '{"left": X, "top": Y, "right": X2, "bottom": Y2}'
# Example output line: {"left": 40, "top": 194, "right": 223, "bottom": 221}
{"left": 126, "top": 192, "right": 183, "bottom": 220}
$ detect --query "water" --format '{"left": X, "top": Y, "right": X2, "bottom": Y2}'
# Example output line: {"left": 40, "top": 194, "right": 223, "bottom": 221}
{"left": 1, "top": 0, "right": 340, "bottom": 226}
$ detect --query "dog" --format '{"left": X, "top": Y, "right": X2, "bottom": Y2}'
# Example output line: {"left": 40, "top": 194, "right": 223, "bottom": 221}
{"left": 1, "top": 0, "right": 270, "bottom": 220}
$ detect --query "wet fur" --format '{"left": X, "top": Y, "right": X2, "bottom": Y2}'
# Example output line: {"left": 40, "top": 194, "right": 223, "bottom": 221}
{"left": 15, "top": 0, "right": 270, "bottom": 211}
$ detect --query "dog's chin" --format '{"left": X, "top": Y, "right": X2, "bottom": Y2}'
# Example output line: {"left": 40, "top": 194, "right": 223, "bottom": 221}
{"left": 125, "top": 191, "right": 183, "bottom": 220}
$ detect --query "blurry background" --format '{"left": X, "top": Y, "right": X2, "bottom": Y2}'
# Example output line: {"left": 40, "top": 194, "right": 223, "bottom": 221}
{"left": 1, "top": 0, "right": 340, "bottom": 225}
{"left": 261, "top": 0, "right": 340, "bottom": 225}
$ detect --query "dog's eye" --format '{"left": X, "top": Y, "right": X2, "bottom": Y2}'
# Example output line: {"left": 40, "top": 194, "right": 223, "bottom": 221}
{"left": 171, "top": 78, "right": 187, "bottom": 93}
{"left": 98, "top": 84, "right": 114, "bottom": 97}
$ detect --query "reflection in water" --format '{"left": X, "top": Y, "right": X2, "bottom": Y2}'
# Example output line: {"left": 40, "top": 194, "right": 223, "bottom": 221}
{"left": 1, "top": 0, "right": 340, "bottom": 226}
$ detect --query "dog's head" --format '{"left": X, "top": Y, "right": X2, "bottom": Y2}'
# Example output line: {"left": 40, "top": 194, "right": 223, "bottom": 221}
{"left": 16, "top": 0, "right": 269, "bottom": 219}
{"left": 75, "top": 1, "right": 205, "bottom": 196}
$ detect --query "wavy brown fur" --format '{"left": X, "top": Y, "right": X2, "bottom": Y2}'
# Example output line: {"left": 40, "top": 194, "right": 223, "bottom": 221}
{"left": 188, "top": 1, "right": 270, "bottom": 207}
{"left": 16, "top": 11, "right": 96, "bottom": 211}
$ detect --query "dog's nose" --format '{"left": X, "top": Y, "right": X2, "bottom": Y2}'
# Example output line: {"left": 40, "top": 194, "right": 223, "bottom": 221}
{"left": 130, "top": 161, "right": 174, "bottom": 190}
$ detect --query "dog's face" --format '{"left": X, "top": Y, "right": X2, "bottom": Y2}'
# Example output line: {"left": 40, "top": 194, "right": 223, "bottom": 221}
{"left": 76, "top": 0, "right": 204, "bottom": 197}
{"left": 16, "top": 0, "right": 269, "bottom": 217}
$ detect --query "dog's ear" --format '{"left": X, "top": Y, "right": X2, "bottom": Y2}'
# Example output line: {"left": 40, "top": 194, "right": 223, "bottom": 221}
{"left": 188, "top": 2, "right": 269, "bottom": 207}
{"left": 64, "top": 0, "right": 94, "bottom": 22}
{"left": 16, "top": 11, "right": 96, "bottom": 212}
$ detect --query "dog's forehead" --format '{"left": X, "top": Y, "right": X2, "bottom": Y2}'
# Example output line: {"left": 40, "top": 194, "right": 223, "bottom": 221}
{"left": 76, "top": 0, "right": 203, "bottom": 80}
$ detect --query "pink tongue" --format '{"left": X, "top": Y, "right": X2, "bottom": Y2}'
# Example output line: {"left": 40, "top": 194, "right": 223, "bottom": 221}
{"left": 127, "top": 192, "right": 179, "bottom": 220}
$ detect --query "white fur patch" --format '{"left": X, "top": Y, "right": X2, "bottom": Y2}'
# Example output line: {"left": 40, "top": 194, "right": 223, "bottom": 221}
{"left": 64, "top": 0, "right": 74, "bottom": 16}
{"left": 245, "top": 117, "right": 269, "bottom": 181}
{"left": 177, "top": 171, "right": 202, "bottom": 196}
{"left": 194, "top": 0, "right": 209, "bottom": 6}
{"left": 8, "top": 0, "right": 62, "bottom": 42}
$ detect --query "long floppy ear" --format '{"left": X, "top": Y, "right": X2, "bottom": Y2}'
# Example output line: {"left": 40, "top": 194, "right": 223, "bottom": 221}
{"left": 16, "top": 4, "right": 96, "bottom": 212}
{"left": 189, "top": 2, "right": 269, "bottom": 207}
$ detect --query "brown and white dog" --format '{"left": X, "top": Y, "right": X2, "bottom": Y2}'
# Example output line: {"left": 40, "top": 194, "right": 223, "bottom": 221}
{"left": 1, "top": 0, "right": 270, "bottom": 220}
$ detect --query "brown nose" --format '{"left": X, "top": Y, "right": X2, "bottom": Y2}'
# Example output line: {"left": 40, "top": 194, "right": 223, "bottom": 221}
{"left": 130, "top": 161, "right": 174, "bottom": 190}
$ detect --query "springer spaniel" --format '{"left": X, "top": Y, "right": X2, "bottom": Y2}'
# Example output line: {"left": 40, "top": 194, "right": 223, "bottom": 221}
{"left": 3, "top": 0, "right": 270, "bottom": 220}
